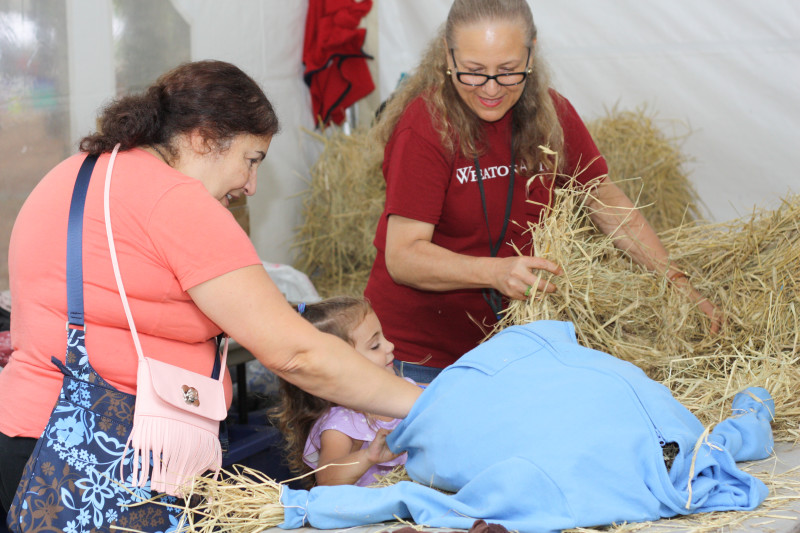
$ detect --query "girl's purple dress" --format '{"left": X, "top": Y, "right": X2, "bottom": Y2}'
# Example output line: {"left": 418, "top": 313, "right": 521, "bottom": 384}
{"left": 303, "top": 378, "right": 415, "bottom": 486}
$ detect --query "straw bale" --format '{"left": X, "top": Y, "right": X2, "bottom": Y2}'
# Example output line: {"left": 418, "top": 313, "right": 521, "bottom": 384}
{"left": 586, "top": 106, "right": 705, "bottom": 232}
{"left": 292, "top": 127, "right": 384, "bottom": 297}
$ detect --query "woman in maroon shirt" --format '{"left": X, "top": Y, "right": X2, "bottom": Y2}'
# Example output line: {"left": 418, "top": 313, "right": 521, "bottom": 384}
{"left": 365, "top": 0, "right": 720, "bottom": 383}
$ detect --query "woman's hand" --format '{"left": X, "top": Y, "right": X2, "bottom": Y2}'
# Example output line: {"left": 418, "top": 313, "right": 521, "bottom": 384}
{"left": 365, "top": 428, "right": 401, "bottom": 465}
{"left": 668, "top": 273, "right": 724, "bottom": 335}
{"left": 698, "top": 297, "right": 723, "bottom": 335}
{"left": 385, "top": 215, "right": 565, "bottom": 297}
{"left": 492, "top": 256, "right": 564, "bottom": 300}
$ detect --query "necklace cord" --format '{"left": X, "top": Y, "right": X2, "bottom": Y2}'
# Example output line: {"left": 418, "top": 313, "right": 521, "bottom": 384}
{"left": 474, "top": 131, "right": 515, "bottom": 318}
{"left": 152, "top": 144, "right": 170, "bottom": 166}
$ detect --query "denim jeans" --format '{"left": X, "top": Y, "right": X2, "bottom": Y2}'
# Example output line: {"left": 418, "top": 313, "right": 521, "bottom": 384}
{"left": 393, "top": 360, "right": 444, "bottom": 385}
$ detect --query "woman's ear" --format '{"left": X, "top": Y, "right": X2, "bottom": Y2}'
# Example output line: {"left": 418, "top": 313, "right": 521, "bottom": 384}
{"left": 188, "top": 129, "right": 213, "bottom": 155}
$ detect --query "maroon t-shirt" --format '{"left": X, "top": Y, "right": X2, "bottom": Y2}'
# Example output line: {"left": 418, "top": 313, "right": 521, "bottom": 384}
{"left": 365, "top": 90, "right": 607, "bottom": 368}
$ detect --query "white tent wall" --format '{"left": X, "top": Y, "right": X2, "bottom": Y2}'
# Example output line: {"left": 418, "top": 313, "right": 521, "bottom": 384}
{"left": 66, "top": 0, "right": 114, "bottom": 149}
{"left": 377, "top": 0, "right": 800, "bottom": 222}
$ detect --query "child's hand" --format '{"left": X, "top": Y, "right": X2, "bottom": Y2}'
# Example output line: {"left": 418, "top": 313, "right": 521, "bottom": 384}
{"left": 365, "top": 428, "right": 401, "bottom": 464}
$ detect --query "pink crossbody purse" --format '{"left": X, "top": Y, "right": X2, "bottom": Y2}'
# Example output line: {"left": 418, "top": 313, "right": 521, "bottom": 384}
{"left": 103, "top": 145, "right": 227, "bottom": 496}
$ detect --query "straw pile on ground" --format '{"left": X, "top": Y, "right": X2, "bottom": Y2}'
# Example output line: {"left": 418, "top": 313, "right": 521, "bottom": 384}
{"left": 139, "top": 466, "right": 286, "bottom": 533}
{"left": 292, "top": 128, "right": 384, "bottom": 297}
{"left": 586, "top": 106, "right": 705, "bottom": 232}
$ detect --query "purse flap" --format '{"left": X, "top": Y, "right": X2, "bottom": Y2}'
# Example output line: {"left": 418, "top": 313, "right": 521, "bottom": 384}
{"left": 144, "top": 357, "right": 228, "bottom": 421}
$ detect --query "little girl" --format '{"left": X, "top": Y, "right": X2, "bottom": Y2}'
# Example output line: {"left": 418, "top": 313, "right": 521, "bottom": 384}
{"left": 269, "top": 296, "right": 416, "bottom": 487}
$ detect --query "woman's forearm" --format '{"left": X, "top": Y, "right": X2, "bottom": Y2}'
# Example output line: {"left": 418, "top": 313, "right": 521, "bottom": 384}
{"left": 587, "top": 181, "right": 722, "bottom": 333}
{"left": 388, "top": 239, "right": 498, "bottom": 291}
{"left": 270, "top": 342, "right": 421, "bottom": 420}
{"left": 385, "top": 215, "right": 496, "bottom": 290}
{"left": 586, "top": 181, "right": 672, "bottom": 274}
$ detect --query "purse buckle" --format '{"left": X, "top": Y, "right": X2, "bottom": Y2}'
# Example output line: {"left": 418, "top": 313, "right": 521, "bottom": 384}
{"left": 181, "top": 385, "right": 200, "bottom": 407}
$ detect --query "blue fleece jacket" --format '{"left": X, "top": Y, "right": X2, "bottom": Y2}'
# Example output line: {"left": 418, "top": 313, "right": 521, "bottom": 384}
{"left": 280, "top": 321, "right": 774, "bottom": 532}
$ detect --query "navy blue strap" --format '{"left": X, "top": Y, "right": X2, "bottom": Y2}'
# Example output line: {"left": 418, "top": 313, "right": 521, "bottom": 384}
{"left": 212, "top": 334, "right": 225, "bottom": 380}
{"left": 66, "top": 154, "right": 99, "bottom": 328}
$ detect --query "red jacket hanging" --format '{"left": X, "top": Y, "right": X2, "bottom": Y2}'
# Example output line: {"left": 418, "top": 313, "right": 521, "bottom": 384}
{"left": 303, "top": 0, "right": 375, "bottom": 126}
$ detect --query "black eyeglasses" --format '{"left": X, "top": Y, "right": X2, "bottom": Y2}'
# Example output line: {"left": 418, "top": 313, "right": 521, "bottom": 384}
{"left": 449, "top": 48, "right": 532, "bottom": 87}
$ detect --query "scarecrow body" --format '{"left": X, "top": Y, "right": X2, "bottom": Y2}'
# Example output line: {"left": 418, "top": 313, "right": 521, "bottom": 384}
{"left": 281, "top": 321, "right": 774, "bottom": 532}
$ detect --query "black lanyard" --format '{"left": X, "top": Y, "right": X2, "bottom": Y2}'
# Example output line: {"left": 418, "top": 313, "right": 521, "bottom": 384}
{"left": 474, "top": 133, "right": 515, "bottom": 319}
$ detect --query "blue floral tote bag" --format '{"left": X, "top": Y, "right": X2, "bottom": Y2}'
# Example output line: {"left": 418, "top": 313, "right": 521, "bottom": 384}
{"left": 6, "top": 154, "right": 185, "bottom": 533}
{"left": 7, "top": 329, "right": 185, "bottom": 533}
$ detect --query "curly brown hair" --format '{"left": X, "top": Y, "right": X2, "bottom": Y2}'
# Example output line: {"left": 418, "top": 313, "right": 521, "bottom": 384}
{"left": 268, "top": 297, "right": 373, "bottom": 487}
{"left": 79, "top": 60, "right": 280, "bottom": 157}
{"left": 372, "top": 0, "right": 564, "bottom": 174}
